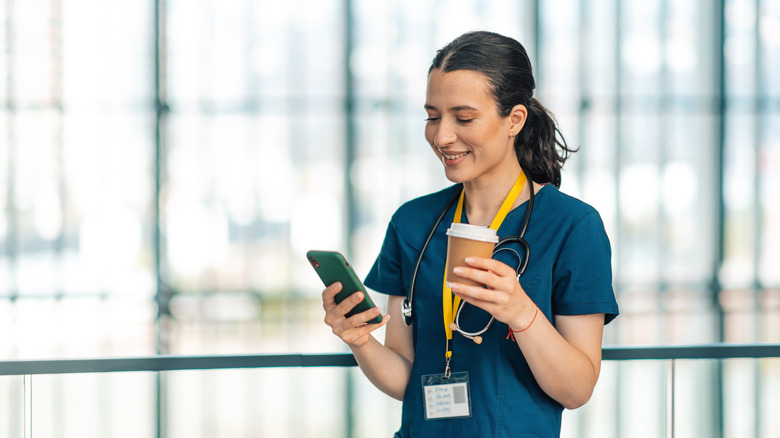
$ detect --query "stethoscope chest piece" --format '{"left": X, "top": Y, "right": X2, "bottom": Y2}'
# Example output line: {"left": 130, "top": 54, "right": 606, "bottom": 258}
{"left": 401, "top": 298, "right": 413, "bottom": 326}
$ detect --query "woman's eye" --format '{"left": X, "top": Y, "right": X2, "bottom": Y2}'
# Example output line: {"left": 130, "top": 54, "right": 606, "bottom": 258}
{"left": 457, "top": 119, "right": 473, "bottom": 124}
{"left": 425, "top": 117, "right": 440, "bottom": 122}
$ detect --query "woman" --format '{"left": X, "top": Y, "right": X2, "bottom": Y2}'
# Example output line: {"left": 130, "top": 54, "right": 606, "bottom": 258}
{"left": 322, "top": 31, "right": 618, "bottom": 437}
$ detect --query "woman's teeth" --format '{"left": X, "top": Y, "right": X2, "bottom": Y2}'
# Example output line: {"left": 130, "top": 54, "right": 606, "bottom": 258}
{"left": 442, "top": 151, "right": 469, "bottom": 160}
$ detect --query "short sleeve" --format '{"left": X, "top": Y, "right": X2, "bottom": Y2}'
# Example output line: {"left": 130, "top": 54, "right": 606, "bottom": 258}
{"left": 552, "top": 211, "right": 619, "bottom": 324}
{"left": 364, "top": 221, "right": 407, "bottom": 296}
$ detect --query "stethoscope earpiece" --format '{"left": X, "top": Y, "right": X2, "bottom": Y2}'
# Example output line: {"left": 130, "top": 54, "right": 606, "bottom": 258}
{"left": 449, "top": 322, "right": 484, "bottom": 344}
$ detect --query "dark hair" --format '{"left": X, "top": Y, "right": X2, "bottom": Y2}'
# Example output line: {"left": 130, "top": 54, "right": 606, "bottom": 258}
{"left": 429, "top": 31, "right": 575, "bottom": 188}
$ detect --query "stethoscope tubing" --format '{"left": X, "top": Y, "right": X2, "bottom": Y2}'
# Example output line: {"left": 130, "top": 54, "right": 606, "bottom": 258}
{"left": 402, "top": 187, "right": 461, "bottom": 326}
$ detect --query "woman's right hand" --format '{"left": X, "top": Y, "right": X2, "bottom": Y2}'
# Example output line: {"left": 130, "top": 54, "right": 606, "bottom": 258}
{"left": 322, "top": 282, "right": 390, "bottom": 348}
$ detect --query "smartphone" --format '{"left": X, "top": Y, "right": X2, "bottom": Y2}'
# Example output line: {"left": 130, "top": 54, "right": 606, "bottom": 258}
{"left": 307, "top": 250, "right": 382, "bottom": 324}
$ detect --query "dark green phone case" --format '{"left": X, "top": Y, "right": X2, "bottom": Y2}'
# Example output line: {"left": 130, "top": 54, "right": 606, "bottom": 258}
{"left": 307, "top": 250, "right": 382, "bottom": 324}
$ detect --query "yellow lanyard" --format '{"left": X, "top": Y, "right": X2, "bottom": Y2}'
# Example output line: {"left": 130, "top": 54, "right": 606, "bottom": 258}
{"left": 442, "top": 171, "right": 527, "bottom": 361}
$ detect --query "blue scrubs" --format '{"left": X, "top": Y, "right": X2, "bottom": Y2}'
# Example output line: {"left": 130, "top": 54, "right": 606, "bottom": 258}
{"left": 365, "top": 184, "right": 619, "bottom": 438}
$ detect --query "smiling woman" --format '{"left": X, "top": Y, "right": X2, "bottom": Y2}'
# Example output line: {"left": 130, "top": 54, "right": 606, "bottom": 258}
{"left": 321, "top": 30, "right": 618, "bottom": 438}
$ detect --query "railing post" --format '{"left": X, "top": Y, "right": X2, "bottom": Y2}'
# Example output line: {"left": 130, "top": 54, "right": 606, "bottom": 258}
{"left": 667, "top": 359, "right": 675, "bottom": 438}
{"left": 23, "top": 374, "right": 32, "bottom": 438}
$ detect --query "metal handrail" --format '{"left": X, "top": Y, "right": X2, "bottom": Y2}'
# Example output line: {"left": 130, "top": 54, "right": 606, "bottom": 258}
{"left": 1, "top": 343, "right": 778, "bottom": 376}
{"left": 601, "top": 343, "right": 780, "bottom": 360}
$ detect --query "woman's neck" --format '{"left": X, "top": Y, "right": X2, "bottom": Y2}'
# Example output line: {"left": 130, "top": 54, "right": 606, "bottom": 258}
{"left": 462, "top": 167, "right": 525, "bottom": 227}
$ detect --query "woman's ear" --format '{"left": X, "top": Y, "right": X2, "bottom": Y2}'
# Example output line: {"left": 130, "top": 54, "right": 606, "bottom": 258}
{"left": 508, "top": 104, "right": 528, "bottom": 136}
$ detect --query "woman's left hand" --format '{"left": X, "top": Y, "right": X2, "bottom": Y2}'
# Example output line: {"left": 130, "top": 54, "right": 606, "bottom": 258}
{"left": 449, "top": 256, "right": 536, "bottom": 331}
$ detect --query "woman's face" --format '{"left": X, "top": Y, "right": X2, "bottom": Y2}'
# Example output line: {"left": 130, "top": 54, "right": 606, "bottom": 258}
{"left": 424, "top": 68, "right": 520, "bottom": 186}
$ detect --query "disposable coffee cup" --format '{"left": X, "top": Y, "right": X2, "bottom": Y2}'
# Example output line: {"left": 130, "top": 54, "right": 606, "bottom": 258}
{"left": 445, "top": 223, "right": 498, "bottom": 287}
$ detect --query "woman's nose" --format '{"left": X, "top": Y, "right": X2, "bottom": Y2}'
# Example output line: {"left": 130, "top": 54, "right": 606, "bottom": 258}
{"left": 433, "top": 121, "right": 456, "bottom": 147}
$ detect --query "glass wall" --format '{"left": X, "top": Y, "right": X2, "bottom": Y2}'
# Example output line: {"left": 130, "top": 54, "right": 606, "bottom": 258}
{"left": 0, "top": 0, "right": 157, "bottom": 360}
{"left": 1, "top": 0, "right": 779, "bottom": 436}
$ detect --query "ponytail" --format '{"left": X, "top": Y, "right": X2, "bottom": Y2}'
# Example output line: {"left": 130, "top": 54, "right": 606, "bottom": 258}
{"left": 514, "top": 98, "right": 576, "bottom": 188}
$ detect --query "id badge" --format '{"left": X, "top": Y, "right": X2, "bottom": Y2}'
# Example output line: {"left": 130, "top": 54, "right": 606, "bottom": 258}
{"left": 421, "top": 372, "right": 471, "bottom": 420}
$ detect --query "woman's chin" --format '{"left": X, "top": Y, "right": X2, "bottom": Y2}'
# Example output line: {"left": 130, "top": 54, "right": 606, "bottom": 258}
{"left": 442, "top": 168, "right": 471, "bottom": 184}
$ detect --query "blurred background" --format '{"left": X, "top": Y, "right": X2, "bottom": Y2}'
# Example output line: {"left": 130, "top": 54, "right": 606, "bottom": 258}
{"left": 0, "top": 0, "right": 779, "bottom": 436}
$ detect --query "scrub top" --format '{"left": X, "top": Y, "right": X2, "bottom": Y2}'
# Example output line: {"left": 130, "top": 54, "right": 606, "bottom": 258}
{"left": 364, "top": 184, "right": 619, "bottom": 438}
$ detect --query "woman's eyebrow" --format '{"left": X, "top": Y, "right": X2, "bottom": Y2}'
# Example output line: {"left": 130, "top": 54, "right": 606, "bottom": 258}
{"left": 450, "top": 105, "right": 479, "bottom": 112}
{"left": 423, "top": 104, "right": 479, "bottom": 112}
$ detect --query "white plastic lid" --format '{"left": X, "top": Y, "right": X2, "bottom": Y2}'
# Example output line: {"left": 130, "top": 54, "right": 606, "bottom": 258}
{"left": 446, "top": 222, "right": 499, "bottom": 243}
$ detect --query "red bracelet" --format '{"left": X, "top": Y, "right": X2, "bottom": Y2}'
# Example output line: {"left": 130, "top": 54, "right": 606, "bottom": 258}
{"left": 511, "top": 306, "right": 539, "bottom": 333}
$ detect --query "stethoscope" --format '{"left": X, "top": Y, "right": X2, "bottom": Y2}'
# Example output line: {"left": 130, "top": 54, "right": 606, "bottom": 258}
{"left": 401, "top": 177, "right": 535, "bottom": 343}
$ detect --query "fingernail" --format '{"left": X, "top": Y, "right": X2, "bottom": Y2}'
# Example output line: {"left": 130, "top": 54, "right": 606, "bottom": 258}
{"left": 465, "top": 257, "right": 474, "bottom": 263}
{"left": 453, "top": 267, "right": 463, "bottom": 275}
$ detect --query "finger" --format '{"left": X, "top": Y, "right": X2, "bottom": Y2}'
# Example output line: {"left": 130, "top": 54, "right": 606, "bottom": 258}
{"left": 457, "top": 262, "right": 519, "bottom": 292}
{"left": 450, "top": 285, "right": 518, "bottom": 321}
{"left": 339, "top": 315, "right": 391, "bottom": 346}
{"left": 451, "top": 265, "right": 512, "bottom": 293}
{"left": 450, "top": 282, "right": 495, "bottom": 303}
{"left": 322, "top": 282, "right": 343, "bottom": 308}
{"left": 333, "top": 291, "right": 367, "bottom": 316}
{"left": 347, "top": 306, "right": 386, "bottom": 327}
{"left": 465, "top": 256, "right": 516, "bottom": 276}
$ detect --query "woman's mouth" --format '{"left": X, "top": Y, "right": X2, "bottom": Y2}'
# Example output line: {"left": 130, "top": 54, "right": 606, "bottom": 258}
{"left": 440, "top": 150, "right": 470, "bottom": 160}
